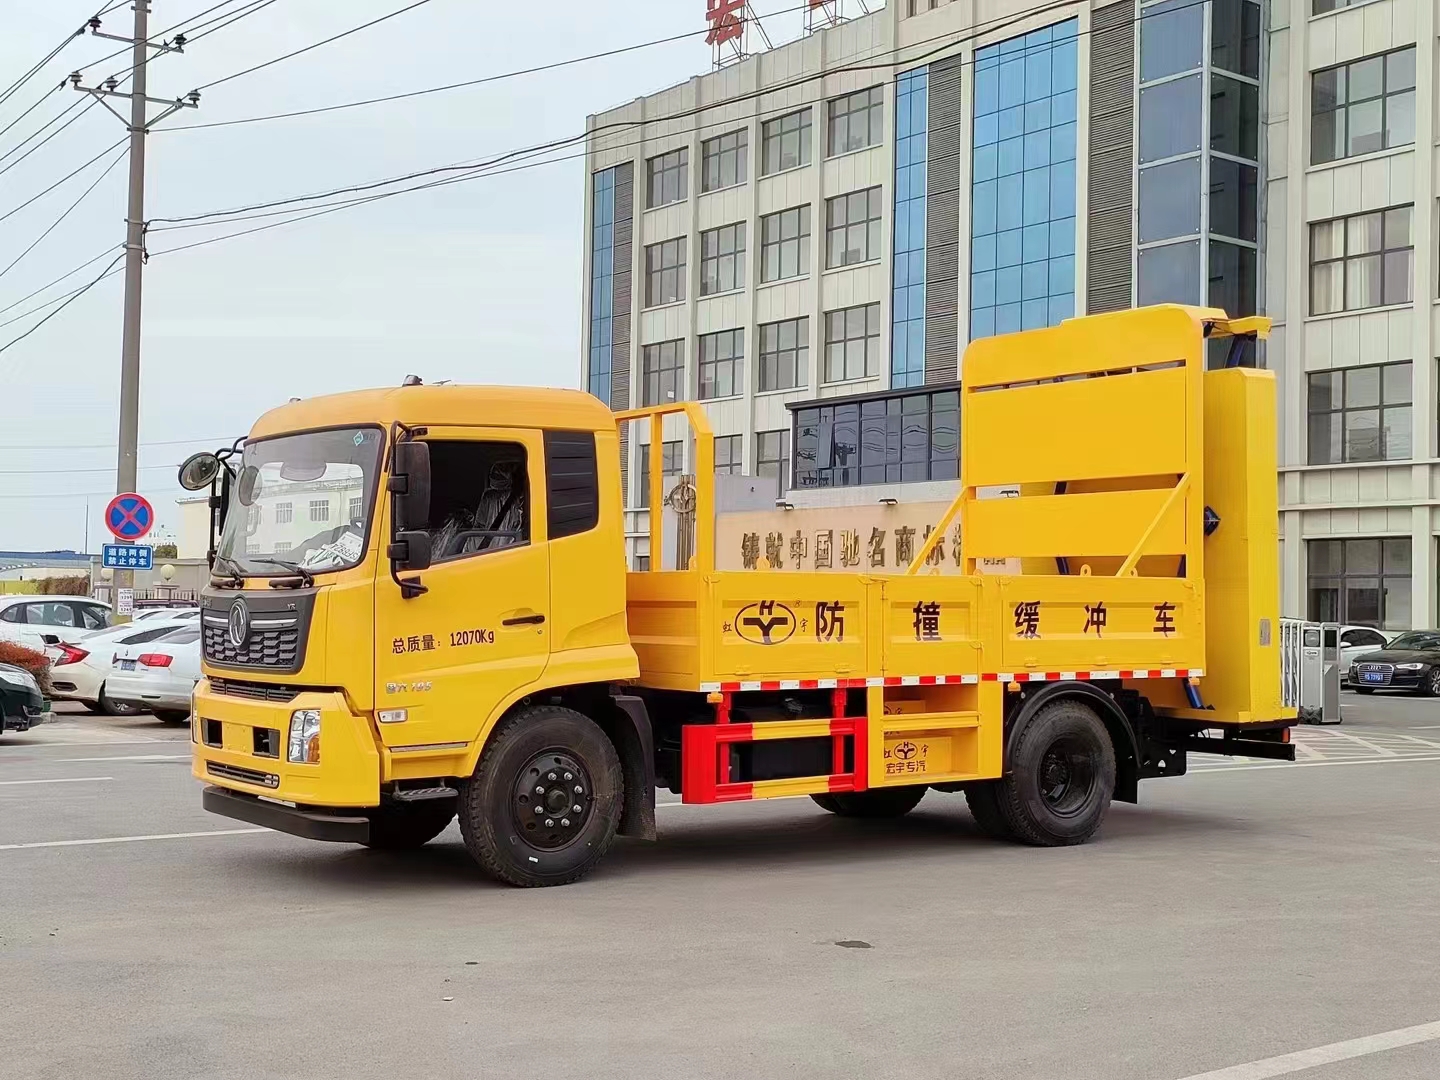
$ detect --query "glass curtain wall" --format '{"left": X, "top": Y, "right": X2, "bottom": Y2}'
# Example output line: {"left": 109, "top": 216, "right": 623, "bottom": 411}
{"left": 587, "top": 168, "right": 617, "bottom": 403}
{"left": 893, "top": 67, "right": 928, "bottom": 387}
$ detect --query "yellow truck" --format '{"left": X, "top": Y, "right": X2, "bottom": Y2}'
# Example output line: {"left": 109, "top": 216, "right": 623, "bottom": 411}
{"left": 181, "top": 305, "right": 1293, "bottom": 886}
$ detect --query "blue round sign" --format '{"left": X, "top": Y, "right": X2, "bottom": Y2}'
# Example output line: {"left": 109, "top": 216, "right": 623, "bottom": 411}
{"left": 105, "top": 492, "right": 154, "bottom": 540}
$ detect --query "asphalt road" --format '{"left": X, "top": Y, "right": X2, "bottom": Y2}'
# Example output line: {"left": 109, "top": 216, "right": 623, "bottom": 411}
{"left": 1, "top": 694, "right": 1438, "bottom": 1080}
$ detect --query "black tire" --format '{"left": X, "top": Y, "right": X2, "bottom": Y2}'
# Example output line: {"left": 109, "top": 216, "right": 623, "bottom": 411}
{"left": 364, "top": 800, "right": 457, "bottom": 850}
{"left": 82, "top": 700, "right": 106, "bottom": 714}
{"left": 153, "top": 709, "right": 190, "bottom": 726}
{"left": 459, "top": 705, "right": 623, "bottom": 887}
{"left": 98, "top": 684, "right": 140, "bottom": 716}
{"left": 1422, "top": 669, "right": 1440, "bottom": 697}
{"left": 1354, "top": 687, "right": 1375, "bottom": 695}
{"left": 964, "top": 782, "right": 1016, "bottom": 840}
{"left": 810, "top": 786, "right": 927, "bottom": 818}
{"left": 996, "top": 697, "right": 1116, "bottom": 847}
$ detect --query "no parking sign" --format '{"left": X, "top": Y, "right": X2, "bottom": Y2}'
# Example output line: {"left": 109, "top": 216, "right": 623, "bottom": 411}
{"left": 104, "top": 492, "right": 155, "bottom": 541}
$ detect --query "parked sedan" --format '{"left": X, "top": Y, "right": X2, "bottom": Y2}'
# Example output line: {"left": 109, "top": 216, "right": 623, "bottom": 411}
{"left": 106, "top": 625, "right": 201, "bottom": 724}
{"left": 1349, "top": 630, "right": 1440, "bottom": 695}
{"left": 1339, "top": 625, "right": 1395, "bottom": 686}
{"left": 0, "top": 662, "right": 48, "bottom": 735}
{"left": 0, "top": 596, "right": 112, "bottom": 654}
{"left": 47, "top": 612, "right": 199, "bottom": 714}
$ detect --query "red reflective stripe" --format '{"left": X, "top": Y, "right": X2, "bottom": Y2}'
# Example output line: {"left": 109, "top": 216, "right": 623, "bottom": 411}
{"left": 980, "top": 672, "right": 1000, "bottom": 681}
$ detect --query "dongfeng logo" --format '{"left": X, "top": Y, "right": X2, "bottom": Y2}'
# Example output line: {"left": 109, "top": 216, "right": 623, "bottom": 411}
{"left": 227, "top": 598, "right": 250, "bottom": 648}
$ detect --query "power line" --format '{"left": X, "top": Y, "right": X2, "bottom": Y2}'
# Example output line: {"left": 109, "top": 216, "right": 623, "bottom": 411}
{"left": 0, "top": 148, "right": 126, "bottom": 286}
{"left": 0, "top": 251, "right": 125, "bottom": 358}
{"left": 0, "top": 462, "right": 181, "bottom": 475}
{"left": 158, "top": 7, "right": 813, "bottom": 134}
{"left": 193, "top": 0, "right": 436, "bottom": 93}
{"left": 0, "top": 134, "right": 127, "bottom": 226}
{"left": 0, "top": 247, "right": 118, "bottom": 319}
{"left": 0, "top": 435, "right": 227, "bottom": 453}
{"left": 184, "top": 0, "right": 284, "bottom": 43}
{"left": 0, "top": 95, "right": 92, "bottom": 173}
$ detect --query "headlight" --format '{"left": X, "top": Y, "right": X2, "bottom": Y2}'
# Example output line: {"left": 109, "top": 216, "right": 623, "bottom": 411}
{"left": 0, "top": 668, "right": 39, "bottom": 693}
{"left": 287, "top": 709, "right": 321, "bottom": 763}
{"left": 1395, "top": 662, "right": 1425, "bottom": 671}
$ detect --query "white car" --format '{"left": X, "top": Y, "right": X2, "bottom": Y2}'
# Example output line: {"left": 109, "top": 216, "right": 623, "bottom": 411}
{"left": 1340, "top": 625, "right": 1396, "bottom": 686}
{"left": 106, "top": 625, "right": 201, "bottom": 725}
{"left": 47, "top": 612, "right": 199, "bottom": 714}
{"left": 0, "top": 595, "right": 112, "bottom": 654}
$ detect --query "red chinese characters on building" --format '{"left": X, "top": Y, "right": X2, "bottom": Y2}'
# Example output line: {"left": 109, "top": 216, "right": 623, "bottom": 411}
{"left": 706, "top": 0, "right": 746, "bottom": 45}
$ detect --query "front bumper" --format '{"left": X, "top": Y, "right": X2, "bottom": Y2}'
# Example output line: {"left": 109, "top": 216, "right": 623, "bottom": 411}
{"left": 1, "top": 685, "right": 49, "bottom": 732}
{"left": 202, "top": 785, "right": 370, "bottom": 843}
{"left": 1351, "top": 669, "right": 1426, "bottom": 689}
{"left": 191, "top": 678, "right": 381, "bottom": 808}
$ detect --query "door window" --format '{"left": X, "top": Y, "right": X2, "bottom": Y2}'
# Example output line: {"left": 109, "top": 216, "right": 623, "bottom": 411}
{"left": 26, "top": 602, "right": 76, "bottom": 627}
{"left": 74, "top": 604, "right": 110, "bottom": 630}
{"left": 0, "top": 605, "right": 22, "bottom": 623}
{"left": 426, "top": 440, "right": 531, "bottom": 563}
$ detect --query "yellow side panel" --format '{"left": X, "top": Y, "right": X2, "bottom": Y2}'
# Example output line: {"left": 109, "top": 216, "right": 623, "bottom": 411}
{"left": 1196, "top": 369, "right": 1289, "bottom": 723}
{"left": 878, "top": 574, "right": 983, "bottom": 676}
{"left": 709, "top": 572, "right": 869, "bottom": 680}
{"left": 965, "top": 367, "right": 1189, "bottom": 486}
{"left": 625, "top": 570, "right": 703, "bottom": 686}
{"left": 989, "top": 574, "right": 1204, "bottom": 674}
{"left": 966, "top": 487, "right": 1187, "bottom": 560}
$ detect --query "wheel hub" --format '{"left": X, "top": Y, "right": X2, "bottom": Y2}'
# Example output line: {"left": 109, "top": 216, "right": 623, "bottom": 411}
{"left": 511, "top": 750, "right": 593, "bottom": 850}
{"left": 1037, "top": 736, "right": 1098, "bottom": 818}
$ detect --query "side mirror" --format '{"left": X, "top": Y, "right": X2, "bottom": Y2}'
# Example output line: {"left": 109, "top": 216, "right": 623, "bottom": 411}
{"left": 389, "top": 440, "right": 431, "bottom": 530}
{"left": 387, "top": 531, "right": 432, "bottom": 572}
{"left": 177, "top": 452, "right": 222, "bottom": 491}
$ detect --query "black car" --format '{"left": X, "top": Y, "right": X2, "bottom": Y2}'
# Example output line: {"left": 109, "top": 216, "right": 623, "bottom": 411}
{"left": 0, "top": 662, "right": 48, "bottom": 734}
{"left": 1350, "top": 630, "right": 1440, "bottom": 695}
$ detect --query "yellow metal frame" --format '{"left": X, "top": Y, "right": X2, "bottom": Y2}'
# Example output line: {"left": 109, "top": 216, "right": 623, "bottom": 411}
{"left": 613, "top": 402, "right": 716, "bottom": 573}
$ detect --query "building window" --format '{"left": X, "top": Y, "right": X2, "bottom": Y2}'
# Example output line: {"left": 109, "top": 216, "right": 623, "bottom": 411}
{"left": 760, "top": 205, "right": 810, "bottom": 283}
{"left": 1307, "top": 362, "right": 1412, "bottom": 464}
{"left": 1210, "top": 0, "right": 1260, "bottom": 79}
{"left": 347, "top": 496, "right": 363, "bottom": 521}
{"left": 893, "top": 66, "right": 928, "bottom": 389}
{"left": 640, "top": 340, "right": 684, "bottom": 406}
{"left": 1310, "top": 205, "right": 1413, "bottom": 315}
{"left": 825, "top": 186, "right": 884, "bottom": 268}
{"left": 274, "top": 501, "right": 293, "bottom": 524}
{"left": 828, "top": 86, "right": 884, "bottom": 156}
{"left": 588, "top": 167, "right": 617, "bottom": 404}
{"left": 275, "top": 541, "right": 292, "bottom": 555}
{"left": 762, "top": 109, "right": 811, "bottom": 174}
{"left": 308, "top": 499, "right": 329, "bottom": 522}
{"left": 701, "top": 129, "right": 748, "bottom": 192}
{"left": 1308, "top": 537, "right": 1411, "bottom": 630}
{"left": 971, "top": 19, "right": 1078, "bottom": 338}
{"left": 1314, "top": 0, "right": 1380, "bottom": 15}
{"left": 758, "top": 317, "right": 808, "bottom": 392}
{"left": 1312, "top": 48, "right": 1415, "bottom": 166}
{"left": 699, "top": 223, "right": 745, "bottom": 296}
{"left": 794, "top": 388, "right": 958, "bottom": 488}
{"left": 714, "top": 435, "right": 743, "bottom": 475}
{"left": 637, "top": 440, "right": 682, "bottom": 509}
{"left": 644, "top": 237, "right": 687, "bottom": 307}
{"left": 246, "top": 542, "right": 261, "bottom": 556}
{"left": 823, "top": 303, "right": 882, "bottom": 383}
{"left": 756, "top": 429, "right": 790, "bottom": 493}
{"left": 698, "top": 329, "right": 744, "bottom": 400}
{"left": 646, "top": 148, "right": 687, "bottom": 208}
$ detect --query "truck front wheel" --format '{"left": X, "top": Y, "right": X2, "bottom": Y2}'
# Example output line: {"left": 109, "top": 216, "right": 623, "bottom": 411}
{"left": 459, "top": 705, "right": 623, "bottom": 887}
{"left": 996, "top": 698, "right": 1116, "bottom": 846}
{"left": 810, "top": 786, "right": 927, "bottom": 818}
{"left": 364, "top": 801, "right": 456, "bottom": 850}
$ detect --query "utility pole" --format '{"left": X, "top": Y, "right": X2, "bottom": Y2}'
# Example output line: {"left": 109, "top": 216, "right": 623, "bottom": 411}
{"left": 70, "top": 3, "right": 198, "bottom": 621}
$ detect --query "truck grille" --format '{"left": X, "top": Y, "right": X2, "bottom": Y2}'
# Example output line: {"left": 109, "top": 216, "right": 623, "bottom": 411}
{"left": 208, "top": 677, "right": 299, "bottom": 703}
{"left": 206, "top": 760, "right": 280, "bottom": 789}
{"left": 203, "top": 621, "right": 300, "bottom": 669}
{"left": 1356, "top": 662, "right": 1393, "bottom": 686}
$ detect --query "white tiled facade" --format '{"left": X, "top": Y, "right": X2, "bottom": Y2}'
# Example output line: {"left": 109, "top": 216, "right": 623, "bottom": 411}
{"left": 1269, "top": 0, "right": 1439, "bottom": 629}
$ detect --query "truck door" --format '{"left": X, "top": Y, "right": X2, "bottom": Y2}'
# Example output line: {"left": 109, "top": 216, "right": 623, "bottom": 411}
{"left": 374, "top": 427, "right": 550, "bottom": 749}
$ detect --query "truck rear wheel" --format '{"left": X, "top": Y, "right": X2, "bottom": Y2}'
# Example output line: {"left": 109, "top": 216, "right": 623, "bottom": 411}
{"left": 364, "top": 800, "right": 456, "bottom": 850}
{"left": 459, "top": 705, "right": 623, "bottom": 887}
{"left": 996, "top": 698, "right": 1116, "bottom": 846}
{"left": 810, "top": 786, "right": 927, "bottom": 818}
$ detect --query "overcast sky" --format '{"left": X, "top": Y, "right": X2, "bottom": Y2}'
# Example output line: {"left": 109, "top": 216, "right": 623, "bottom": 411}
{"left": 0, "top": 0, "right": 817, "bottom": 552}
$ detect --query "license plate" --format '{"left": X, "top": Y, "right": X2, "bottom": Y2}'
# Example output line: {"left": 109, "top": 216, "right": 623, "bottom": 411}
{"left": 117, "top": 659, "right": 136, "bottom": 671}
{"left": 1363, "top": 672, "right": 1384, "bottom": 683}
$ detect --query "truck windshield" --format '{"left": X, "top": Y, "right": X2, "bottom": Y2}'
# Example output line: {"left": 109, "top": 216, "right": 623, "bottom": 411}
{"left": 216, "top": 427, "right": 384, "bottom": 576}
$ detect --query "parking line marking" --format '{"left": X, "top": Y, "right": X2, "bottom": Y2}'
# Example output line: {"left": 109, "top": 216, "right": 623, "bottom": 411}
{"left": 1172, "top": 1018, "right": 1440, "bottom": 1079}
{"left": 1323, "top": 730, "right": 1397, "bottom": 756}
{"left": 1411, "top": 724, "right": 1440, "bottom": 730}
{"left": 53, "top": 754, "right": 191, "bottom": 762}
{"left": 0, "top": 776, "right": 113, "bottom": 787}
{"left": 1193, "top": 754, "right": 1440, "bottom": 774}
{"left": 0, "top": 828, "right": 266, "bottom": 851}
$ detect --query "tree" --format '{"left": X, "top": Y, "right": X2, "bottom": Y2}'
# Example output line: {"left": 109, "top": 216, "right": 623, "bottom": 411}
{"left": 154, "top": 543, "right": 177, "bottom": 559}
